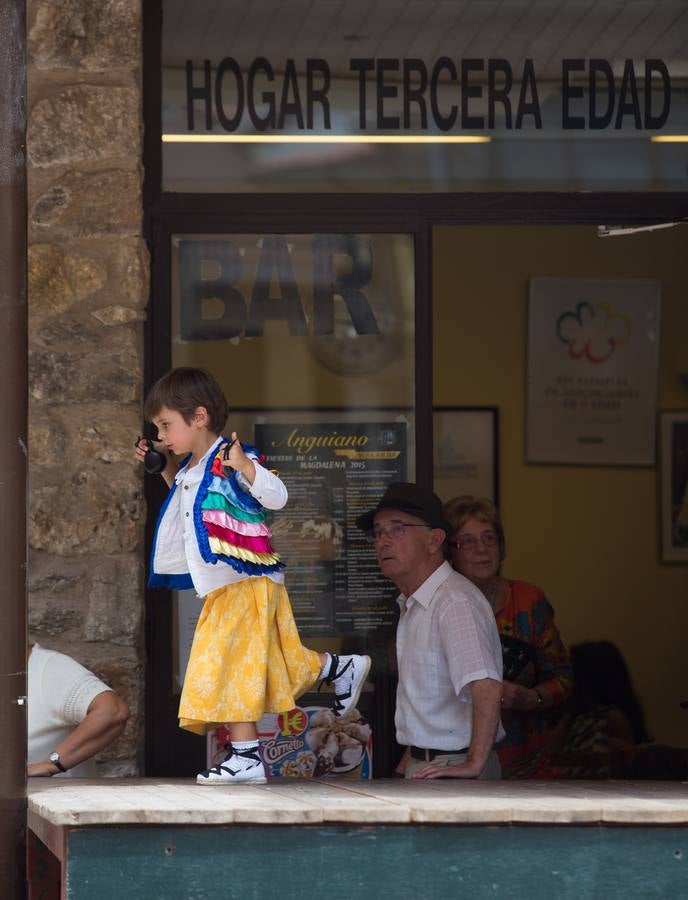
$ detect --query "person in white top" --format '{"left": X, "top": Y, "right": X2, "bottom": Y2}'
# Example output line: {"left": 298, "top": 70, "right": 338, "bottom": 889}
{"left": 356, "top": 482, "right": 504, "bottom": 780}
{"left": 27, "top": 644, "right": 129, "bottom": 777}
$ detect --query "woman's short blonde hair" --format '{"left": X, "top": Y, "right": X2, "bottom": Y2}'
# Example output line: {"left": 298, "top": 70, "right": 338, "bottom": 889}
{"left": 442, "top": 495, "right": 506, "bottom": 560}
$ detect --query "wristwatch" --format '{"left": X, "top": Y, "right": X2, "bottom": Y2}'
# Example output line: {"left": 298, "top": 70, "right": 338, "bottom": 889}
{"left": 48, "top": 751, "right": 67, "bottom": 773}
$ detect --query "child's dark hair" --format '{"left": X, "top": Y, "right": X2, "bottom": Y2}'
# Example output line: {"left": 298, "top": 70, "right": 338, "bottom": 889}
{"left": 144, "top": 367, "right": 229, "bottom": 434}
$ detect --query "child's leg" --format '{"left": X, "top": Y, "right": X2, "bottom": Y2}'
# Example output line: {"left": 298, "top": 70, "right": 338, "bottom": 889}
{"left": 226, "top": 722, "right": 258, "bottom": 742}
{"left": 197, "top": 721, "right": 267, "bottom": 786}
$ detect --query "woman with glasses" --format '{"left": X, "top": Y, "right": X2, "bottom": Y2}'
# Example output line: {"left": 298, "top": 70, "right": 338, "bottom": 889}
{"left": 443, "top": 495, "right": 573, "bottom": 778}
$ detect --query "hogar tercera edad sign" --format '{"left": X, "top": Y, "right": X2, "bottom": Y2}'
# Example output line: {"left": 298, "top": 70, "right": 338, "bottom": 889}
{"left": 183, "top": 58, "right": 672, "bottom": 133}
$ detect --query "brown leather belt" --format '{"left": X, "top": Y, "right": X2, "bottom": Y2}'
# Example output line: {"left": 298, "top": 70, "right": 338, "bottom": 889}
{"left": 410, "top": 745, "right": 469, "bottom": 762}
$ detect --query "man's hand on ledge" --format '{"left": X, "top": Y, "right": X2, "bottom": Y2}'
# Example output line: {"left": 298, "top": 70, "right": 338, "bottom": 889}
{"left": 412, "top": 759, "right": 484, "bottom": 779}
{"left": 27, "top": 760, "right": 61, "bottom": 777}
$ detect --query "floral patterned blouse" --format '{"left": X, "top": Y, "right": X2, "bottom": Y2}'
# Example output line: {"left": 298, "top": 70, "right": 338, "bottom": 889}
{"left": 495, "top": 580, "right": 573, "bottom": 778}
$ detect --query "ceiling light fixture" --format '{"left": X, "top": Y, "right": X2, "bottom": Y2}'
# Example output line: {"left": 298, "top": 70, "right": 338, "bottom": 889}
{"left": 162, "top": 133, "right": 491, "bottom": 144}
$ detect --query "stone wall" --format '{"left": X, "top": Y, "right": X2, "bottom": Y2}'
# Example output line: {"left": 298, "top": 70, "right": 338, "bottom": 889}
{"left": 27, "top": 0, "right": 147, "bottom": 775}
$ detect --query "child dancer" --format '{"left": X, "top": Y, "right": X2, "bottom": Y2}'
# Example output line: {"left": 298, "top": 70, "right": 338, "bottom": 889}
{"left": 136, "top": 367, "right": 371, "bottom": 785}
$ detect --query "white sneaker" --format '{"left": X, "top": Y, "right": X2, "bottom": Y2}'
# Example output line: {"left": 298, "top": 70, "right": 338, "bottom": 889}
{"left": 323, "top": 654, "right": 372, "bottom": 717}
{"left": 196, "top": 746, "right": 268, "bottom": 785}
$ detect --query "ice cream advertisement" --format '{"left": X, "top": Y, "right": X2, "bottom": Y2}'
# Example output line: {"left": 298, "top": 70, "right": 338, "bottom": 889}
{"left": 208, "top": 705, "right": 372, "bottom": 779}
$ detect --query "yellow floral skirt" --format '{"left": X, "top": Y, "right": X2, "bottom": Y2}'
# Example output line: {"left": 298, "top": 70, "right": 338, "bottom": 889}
{"left": 179, "top": 576, "right": 322, "bottom": 734}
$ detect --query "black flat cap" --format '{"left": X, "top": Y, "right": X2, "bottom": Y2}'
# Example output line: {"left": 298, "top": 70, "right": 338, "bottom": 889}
{"left": 355, "top": 482, "right": 451, "bottom": 535}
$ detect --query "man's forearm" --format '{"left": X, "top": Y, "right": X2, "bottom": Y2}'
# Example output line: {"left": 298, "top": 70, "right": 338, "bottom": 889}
{"left": 57, "top": 702, "right": 128, "bottom": 769}
{"left": 28, "top": 691, "right": 129, "bottom": 776}
{"left": 465, "top": 678, "right": 502, "bottom": 773}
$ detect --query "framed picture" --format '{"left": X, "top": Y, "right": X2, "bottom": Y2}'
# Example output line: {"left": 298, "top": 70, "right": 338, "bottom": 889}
{"left": 526, "top": 277, "right": 660, "bottom": 466}
{"left": 660, "top": 411, "right": 688, "bottom": 562}
{"left": 433, "top": 407, "right": 499, "bottom": 506}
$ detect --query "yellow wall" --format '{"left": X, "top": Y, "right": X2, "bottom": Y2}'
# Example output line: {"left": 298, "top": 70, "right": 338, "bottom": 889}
{"left": 434, "top": 224, "right": 688, "bottom": 746}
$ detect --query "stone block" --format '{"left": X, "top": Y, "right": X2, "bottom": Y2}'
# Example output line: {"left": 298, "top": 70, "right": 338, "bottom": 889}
{"left": 33, "top": 310, "right": 140, "bottom": 351}
{"left": 28, "top": 85, "right": 140, "bottom": 167}
{"left": 30, "top": 169, "right": 141, "bottom": 237}
{"left": 29, "top": 347, "right": 140, "bottom": 403}
{"left": 29, "top": 408, "right": 69, "bottom": 467}
{"left": 112, "top": 238, "right": 149, "bottom": 307}
{"left": 29, "top": 0, "right": 140, "bottom": 72}
{"left": 28, "top": 550, "right": 90, "bottom": 594}
{"left": 71, "top": 405, "right": 142, "bottom": 464}
{"left": 91, "top": 305, "right": 145, "bottom": 326}
{"left": 29, "top": 467, "right": 143, "bottom": 556}
{"left": 28, "top": 243, "right": 107, "bottom": 323}
{"left": 84, "top": 555, "right": 144, "bottom": 644}
{"left": 28, "top": 596, "right": 83, "bottom": 636}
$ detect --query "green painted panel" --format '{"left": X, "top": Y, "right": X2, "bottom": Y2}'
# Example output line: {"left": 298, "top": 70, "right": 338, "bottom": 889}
{"left": 66, "top": 825, "right": 687, "bottom": 900}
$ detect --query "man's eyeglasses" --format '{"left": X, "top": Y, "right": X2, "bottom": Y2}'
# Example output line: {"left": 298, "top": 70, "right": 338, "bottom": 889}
{"left": 451, "top": 531, "right": 499, "bottom": 551}
{"left": 365, "top": 522, "right": 432, "bottom": 544}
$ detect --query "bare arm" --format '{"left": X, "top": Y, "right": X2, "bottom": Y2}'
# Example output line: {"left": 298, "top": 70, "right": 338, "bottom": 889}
{"left": 413, "top": 678, "right": 502, "bottom": 779}
{"left": 28, "top": 691, "right": 130, "bottom": 777}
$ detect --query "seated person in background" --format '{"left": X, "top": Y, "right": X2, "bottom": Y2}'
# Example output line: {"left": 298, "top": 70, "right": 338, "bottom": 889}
{"left": 443, "top": 496, "right": 573, "bottom": 778}
{"left": 546, "top": 640, "right": 649, "bottom": 779}
{"left": 28, "top": 644, "right": 129, "bottom": 777}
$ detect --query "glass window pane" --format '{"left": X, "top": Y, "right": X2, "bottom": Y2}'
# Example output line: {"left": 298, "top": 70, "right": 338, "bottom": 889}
{"left": 161, "top": 1, "right": 688, "bottom": 192}
{"left": 169, "top": 232, "right": 415, "bottom": 686}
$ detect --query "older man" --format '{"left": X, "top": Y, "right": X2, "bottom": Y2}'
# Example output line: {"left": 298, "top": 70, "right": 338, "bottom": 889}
{"left": 357, "top": 482, "right": 504, "bottom": 779}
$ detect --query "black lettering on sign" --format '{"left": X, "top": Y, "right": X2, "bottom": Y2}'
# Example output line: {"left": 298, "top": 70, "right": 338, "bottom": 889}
{"left": 430, "top": 57, "right": 458, "bottom": 131}
{"left": 403, "top": 59, "right": 428, "bottom": 129}
{"left": 245, "top": 236, "right": 308, "bottom": 337}
{"left": 312, "top": 235, "right": 379, "bottom": 336}
{"left": 278, "top": 58, "right": 304, "bottom": 129}
{"left": 215, "top": 57, "right": 244, "bottom": 131}
{"left": 488, "top": 59, "right": 512, "bottom": 129}
{"left": 247, "top": 57, "right": 276, "bottom": 131}
{"left": 306, "top": 59, "right": 331, "bottom": 129}
{"left": 589, "top": 59, "right": 614, "bottom": 129}
{"left": 185, "top": 56, "right": 672, "bottom": 136}
{"left": 186, "top": 60, "right": 212, "bottom": 130}
{"left": 461, "top": 59, "right": 484, "bottom": 129}
{"left": 377, "top": 58, "right": 400, "bottom": 129}
{"left": 615, "top": 59, "right": 642, "bottom": 129}
{"left": 645, "top": 59, "right": 671, "bottom": 128}
{"left": 178, "top": 240, "right": 247, "bottom": 340}
{"left": 515, "top": 59, "right": 541, "bottom": 128}
{"left": 562, "top": 59, "right": 586, "bottom": 129}
{"left": 350, "top": 58, "right": 374, "bottom": 129}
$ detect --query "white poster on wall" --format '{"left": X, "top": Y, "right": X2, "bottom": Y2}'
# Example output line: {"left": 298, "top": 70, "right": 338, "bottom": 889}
{"left": 526, "top": 277, "right": 660, "bottom": 466}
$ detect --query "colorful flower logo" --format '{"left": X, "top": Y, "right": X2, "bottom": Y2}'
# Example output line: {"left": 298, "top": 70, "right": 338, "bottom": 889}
{"left": 556, "top": 302, "right": 631, "bottom": 363}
